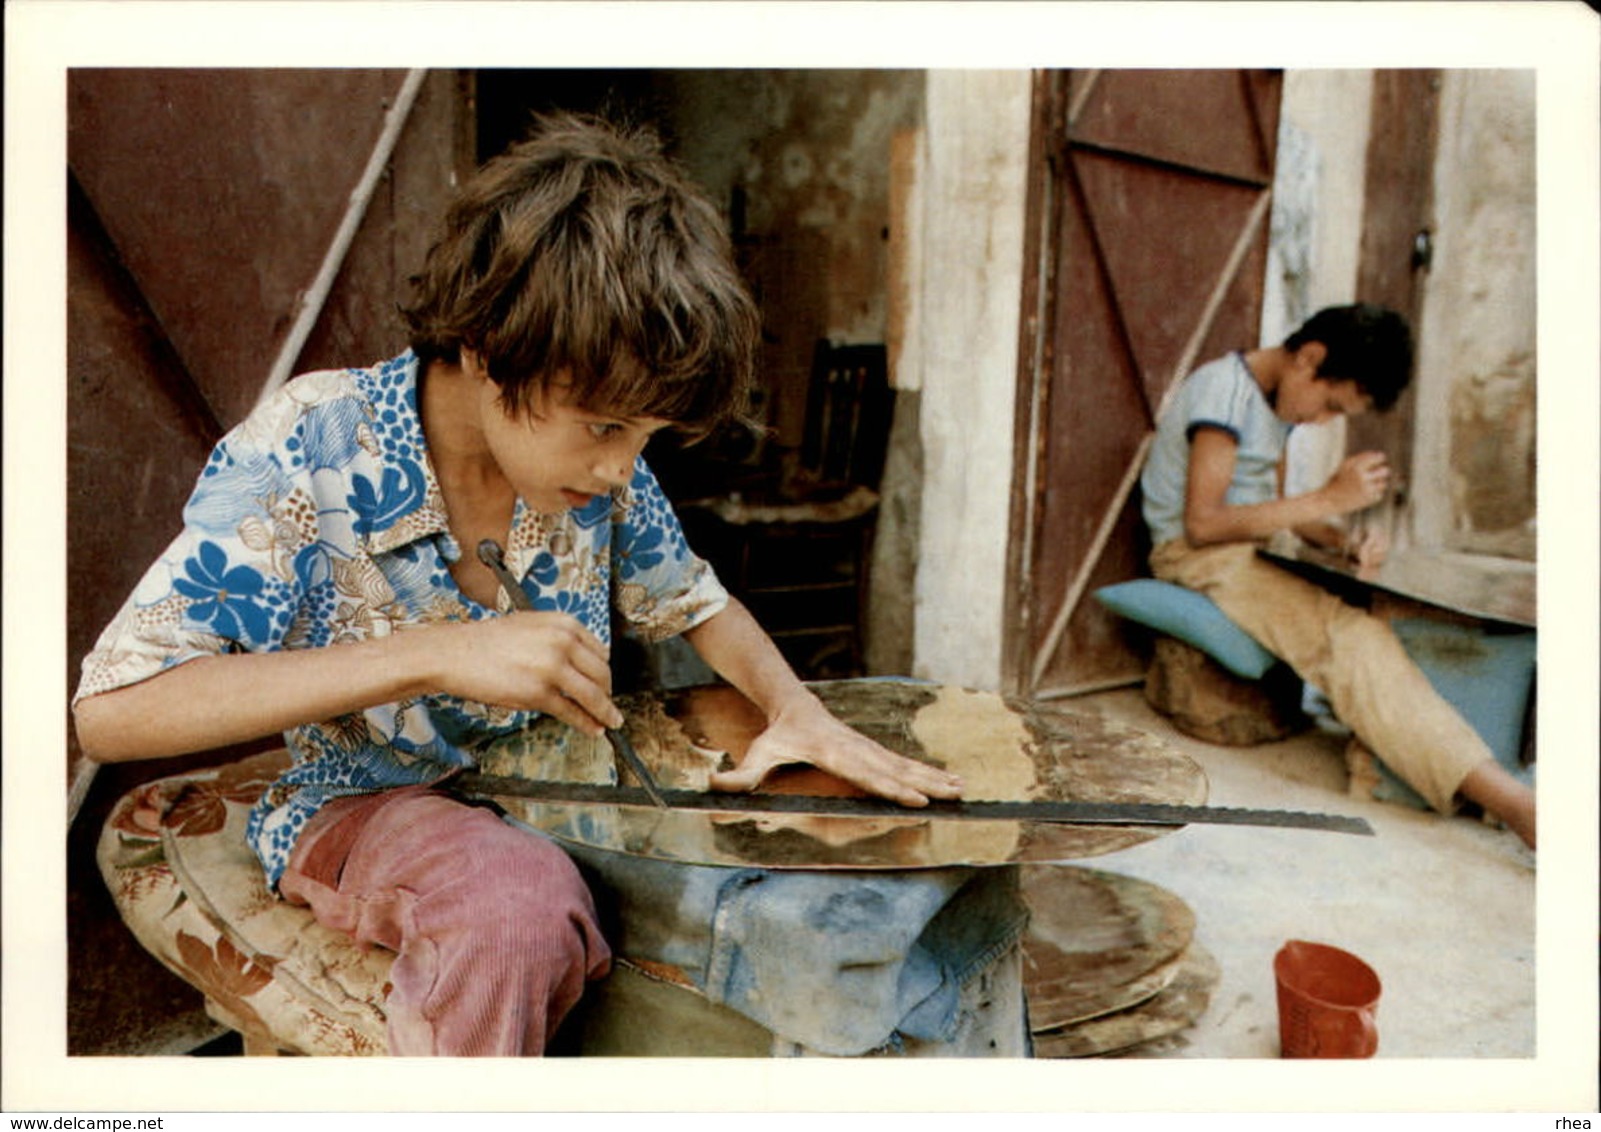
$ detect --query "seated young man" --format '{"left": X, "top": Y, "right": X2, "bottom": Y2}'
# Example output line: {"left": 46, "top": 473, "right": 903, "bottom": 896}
{"left": 1137, "top": 303, "right": 1535, "bottom": 849}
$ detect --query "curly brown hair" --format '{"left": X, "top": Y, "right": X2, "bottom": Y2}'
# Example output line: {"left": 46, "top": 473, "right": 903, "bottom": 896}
{"left": 403, "top": 112, "right": 759, "bottom": 437}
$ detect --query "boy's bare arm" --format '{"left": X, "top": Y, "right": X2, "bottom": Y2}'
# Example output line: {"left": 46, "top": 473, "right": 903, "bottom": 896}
{"left": 683, "top": 599, "right": 963, "bottom": 806}
{"left": 1292, "top": 519, "right": 1351, "bottom": 551}
{"left": 73, "top": 613, "right": 621, "bottom": 762}
{"left": 1182, "top": 426, "right": 1389, "bottom": 547}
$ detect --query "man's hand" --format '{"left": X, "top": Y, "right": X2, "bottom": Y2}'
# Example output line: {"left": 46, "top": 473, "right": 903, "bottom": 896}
{"left": 708, "top": 689, "right": 964, "bottom": 807}
{"left": 1347, "top": 525, "right": 1390, "bottom": 573}
{"left": 1321, "top": 451, "right": 1391, "bottom": 515}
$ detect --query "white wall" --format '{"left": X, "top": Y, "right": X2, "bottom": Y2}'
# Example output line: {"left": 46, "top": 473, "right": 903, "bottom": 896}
{"left": 907, "top": 71, "right": 1031, "bottom": 691}
{"left": 1270, "top": 70, "right": 1374, "bottom": 500}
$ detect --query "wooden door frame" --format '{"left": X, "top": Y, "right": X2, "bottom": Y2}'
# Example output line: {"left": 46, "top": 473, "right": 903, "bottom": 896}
{"left": 1348, "top": 69, "right": 1443, "bottom": 488}
{"left": 1001, "top": 71, "right": 1066, "bottom": 698}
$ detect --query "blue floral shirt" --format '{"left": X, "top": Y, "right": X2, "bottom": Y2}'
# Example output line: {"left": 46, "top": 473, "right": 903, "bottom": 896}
{"left": 76, "top": 351, "right": 729, "bottom": 888}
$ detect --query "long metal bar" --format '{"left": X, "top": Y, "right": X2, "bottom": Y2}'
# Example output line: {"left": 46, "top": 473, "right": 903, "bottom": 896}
{"left": 454, "top": 772, "right": 1375, "bottom": 837}
{"left": 468, "top": 541, "right": 1370, "bottom": 836}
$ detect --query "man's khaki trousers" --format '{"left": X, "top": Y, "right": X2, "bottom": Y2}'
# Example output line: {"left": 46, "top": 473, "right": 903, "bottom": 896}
{"left": 1149, "top": 539, "right": 1487, "bottom": 814}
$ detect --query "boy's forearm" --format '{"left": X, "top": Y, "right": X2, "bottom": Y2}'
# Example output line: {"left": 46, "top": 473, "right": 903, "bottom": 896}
{"left": 682, "top": 598, "right": 817, "bottom": 721}
{"left": 73, "top": 629, "right": 443, "bottom": 763}
{"left": 1292, "top": 519, "right": 1349, "bottom": 551}
{"left": 1183, "top": 489, "right": 1343, "bottom": 546}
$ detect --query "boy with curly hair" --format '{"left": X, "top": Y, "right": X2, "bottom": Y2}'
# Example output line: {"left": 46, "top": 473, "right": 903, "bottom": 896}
{"left": 74, "top": 113, "right": 961, "bottom": 1055}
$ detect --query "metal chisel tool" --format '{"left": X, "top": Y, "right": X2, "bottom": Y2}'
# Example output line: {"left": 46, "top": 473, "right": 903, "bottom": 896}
{"left": 476, "top": 538, "right": 669, "bottom": 809}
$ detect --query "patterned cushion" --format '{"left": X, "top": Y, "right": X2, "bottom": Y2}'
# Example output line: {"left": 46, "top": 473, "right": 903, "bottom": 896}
{"left": 96, "top": 750, "right": 392, "bottom": 1055}
{"left": 98, "top": 748, "right": 1030, "bottom": 1057}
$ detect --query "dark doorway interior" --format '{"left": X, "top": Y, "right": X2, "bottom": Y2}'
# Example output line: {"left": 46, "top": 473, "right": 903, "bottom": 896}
{"left": 474, "top": 70, "right": 913, "bottom": 683}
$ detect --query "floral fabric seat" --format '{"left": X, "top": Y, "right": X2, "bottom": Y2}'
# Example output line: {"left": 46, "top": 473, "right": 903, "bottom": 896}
{"left": 96, "top": 749, "right": 392, "bottom": 1055}
{"left": 98, "top": 748, "right": 1030, "bottom": 1058}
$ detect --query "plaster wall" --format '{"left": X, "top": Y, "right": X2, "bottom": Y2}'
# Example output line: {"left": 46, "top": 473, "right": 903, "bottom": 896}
{"left": 1270, "top": 69, "right": 1374, "bottom": 499}
{"left": 647, "top": 71, "right": 929, "bottom": 676}
{"left": 1271, "top": 69, "right": 1536, "bottom": 562}
{"left": 908, "top": 71, "right": 1031, "bottom": 691}
{"left": 1281, "top": 69, "right": 1376, "bottom": 318}
{"left": 1411, "top": 69, "right": 1537, "bottom": 561}
{"left": 661, "top": 70, "right": 921, "bottom": 348}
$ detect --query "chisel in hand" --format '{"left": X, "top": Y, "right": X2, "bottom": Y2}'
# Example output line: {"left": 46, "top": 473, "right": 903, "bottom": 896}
{"left": 476, "top": 537, "right": 669, "bottom": 808}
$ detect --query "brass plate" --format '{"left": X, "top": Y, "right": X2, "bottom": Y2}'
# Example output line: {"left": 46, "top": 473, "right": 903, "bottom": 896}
{"left": 1030, "top": 941, "right": 1220, "bottom": 1058}
{"left": 476, "top": 680, "right": 1207, "bottom": 870}
{"left": 1021, "top": 866, "right": 1196, "bottom": 1032}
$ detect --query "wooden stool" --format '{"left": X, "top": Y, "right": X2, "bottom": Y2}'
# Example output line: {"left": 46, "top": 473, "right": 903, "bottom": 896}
{"left": 1093, "top": 580, "right": 1305, "bottom": 746}
{"left": 1143, "top": 636, "right": 1306, "bottom": 746}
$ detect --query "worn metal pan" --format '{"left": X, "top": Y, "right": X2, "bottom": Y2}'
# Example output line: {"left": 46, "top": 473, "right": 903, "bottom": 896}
{"left": 461, "top": 680, "right": 1367, "bottom": 870}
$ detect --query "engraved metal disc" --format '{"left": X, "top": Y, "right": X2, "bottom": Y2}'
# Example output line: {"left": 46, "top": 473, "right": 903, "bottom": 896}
{"left": 473, "top": 680, "right": 1208, "bottom": 870}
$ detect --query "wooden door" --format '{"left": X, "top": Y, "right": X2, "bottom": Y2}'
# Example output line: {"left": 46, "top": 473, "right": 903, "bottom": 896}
{"left": 1004, "top": 70, "right": 1283, "bottom": 698}
{"left": 68, "top": 69, "right": 473, "bottom": 802}
{"left": 66, "top": 68, "right": 472, "bottom": 1055}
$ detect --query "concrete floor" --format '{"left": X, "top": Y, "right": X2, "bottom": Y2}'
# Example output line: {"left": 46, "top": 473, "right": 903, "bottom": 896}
{"left": 1050, "top": 686, "right": 1537, "bottom": 1060}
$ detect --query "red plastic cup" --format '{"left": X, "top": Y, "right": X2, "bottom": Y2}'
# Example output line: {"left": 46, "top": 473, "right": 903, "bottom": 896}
{"left": 1274, "top": 939, "right": 1381, "bottom": 1058}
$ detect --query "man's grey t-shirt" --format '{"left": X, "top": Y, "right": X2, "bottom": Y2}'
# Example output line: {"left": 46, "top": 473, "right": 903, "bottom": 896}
{"left": 1140, "top": 352, "right": 1292, "bottom": 547}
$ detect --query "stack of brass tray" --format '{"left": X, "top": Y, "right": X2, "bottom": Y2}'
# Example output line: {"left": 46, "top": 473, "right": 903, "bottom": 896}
{"left": 1021, "top": 864, "right": 1218, "bottom": 1057}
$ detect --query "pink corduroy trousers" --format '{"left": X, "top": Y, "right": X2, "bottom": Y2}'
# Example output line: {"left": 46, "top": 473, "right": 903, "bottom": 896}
{"left": 279, "top": 785, "right": 612, "bottom": 1056}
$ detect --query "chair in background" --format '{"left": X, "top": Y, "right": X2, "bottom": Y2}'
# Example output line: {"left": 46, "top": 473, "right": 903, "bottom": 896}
{"left": 678, "top": 340, "right": 894, "bottom": 680}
